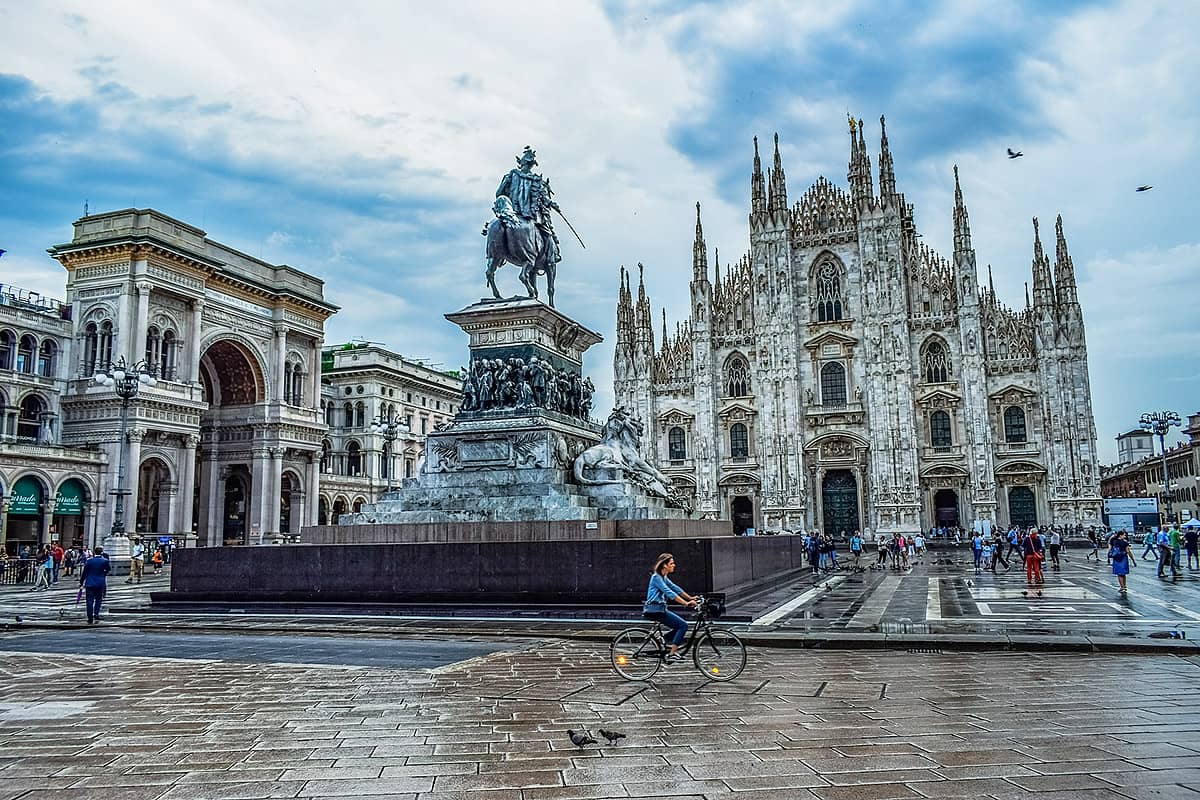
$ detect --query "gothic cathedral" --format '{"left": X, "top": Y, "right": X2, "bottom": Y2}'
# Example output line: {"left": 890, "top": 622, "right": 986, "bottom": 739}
{"left": 614, "top": 117, "right": 1101, "bottom": 537}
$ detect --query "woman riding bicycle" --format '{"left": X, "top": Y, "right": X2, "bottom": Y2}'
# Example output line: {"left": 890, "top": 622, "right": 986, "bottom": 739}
{"left": 643, "top": 553, "right": 698, "bottom": 663}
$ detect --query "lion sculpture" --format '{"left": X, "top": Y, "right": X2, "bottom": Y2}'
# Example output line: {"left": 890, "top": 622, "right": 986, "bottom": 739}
{"left": 573, "top": 407, "right": 691, "bottom": 511}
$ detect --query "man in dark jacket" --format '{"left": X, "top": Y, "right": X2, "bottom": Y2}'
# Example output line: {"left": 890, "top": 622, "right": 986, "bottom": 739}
{"left": 79, "top": 546, "right": 111, "bottom": 625}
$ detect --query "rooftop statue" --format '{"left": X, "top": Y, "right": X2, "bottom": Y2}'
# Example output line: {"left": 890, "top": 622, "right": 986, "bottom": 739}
{"left": 483, "top": 146, "right": 583, "bottom": 308}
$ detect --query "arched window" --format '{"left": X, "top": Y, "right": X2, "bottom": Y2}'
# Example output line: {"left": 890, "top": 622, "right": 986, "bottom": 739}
{"left": 930, "top": 410, "right": 953, "bottom": 448}
{"left": 320, "top": 439, "right": 333, "bottom": 473}
{"left": 323, "top": 402, "right": 334, "bottom": 427}
{"left": 36, "top": 340, "right": 56, "bottom": 378}
{"left": 343, "top": 402, "right": 354, "bottom": 428}
{"left": 725, "top": 356, "right": 751, "bottom": 397}
{"left": 1004, "top": 406, "right": 1027, "bottom": 443}
{"left": 730, "top": 423, "right": 749, "bottom": 458}
{"left": 17, "top": 395, "right": 46, "bottom": 440}
{"left": 0, "top": 330, "right": 14, "bottom": 370}
{"left": 288, "top": 362, "right": 305, "bottom": 406}
{"left": 82, "top": 323, "right": 98, "bottom": 374}
{"left": 820, "top": 362, "right": 847, "bottom": 406}
{"left": 354, "top": 401, "right": 366, "bottom": 428}
{"left": 347, "top": 441, "right": 362, "bottom": 476}
{"left": 814, "top": 261, "right": 844, "bottom": 322}
{"left": 160, "top": 330, "right": 177, "bottom": 379}
{"left": 922, "top": 340, "right": 950, "bottom": 383}
{"left": 16, "top": 335, "right": 36, "bottom": 374}
{"left": 144, "top": 326, "right": 161, "bottom": 376}
{"left": 98, "top": 321, "right": 113, "bottom": 369}
{"left": 668, "top": 426, "right": 686, "bottom": 460}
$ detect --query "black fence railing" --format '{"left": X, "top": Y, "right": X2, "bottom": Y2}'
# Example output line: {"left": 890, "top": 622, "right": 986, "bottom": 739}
{"left": 0, "top": 559, "right": 40, "bottom": 585}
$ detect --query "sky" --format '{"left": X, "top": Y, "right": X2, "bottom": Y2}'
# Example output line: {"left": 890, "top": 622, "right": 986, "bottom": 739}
{"left": 1, "top": 0, "right": 1196, "bottom": 462}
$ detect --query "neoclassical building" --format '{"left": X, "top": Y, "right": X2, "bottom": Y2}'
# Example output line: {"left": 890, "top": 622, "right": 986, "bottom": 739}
{"left": 318, "top": 342, "right": 462, "bottom": 524}
{"left": 0, "top": 284, "right": 107, "bottom": 553}
{"left": 49, "top": 209, "right": 337, "bottom": 547}
{"left": 615, "top": 118, "right": 1101, "bottom": 536}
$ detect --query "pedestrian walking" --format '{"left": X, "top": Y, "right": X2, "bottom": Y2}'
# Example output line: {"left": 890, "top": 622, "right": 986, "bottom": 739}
{"left": 990, "top": 531, "right": 1009, "bottom": 573}
{"left": 1168, "top": 524, "right": 1182, "bottom": 569}
{"left": 1157, "top": 527, "right": 1178, "bottom": 580}
{"left": 1141, "top": 528, "right": 1158, "bottom": 560}
{"left": 972, "top": 532, "right": 984, "bottom": 572}
{"left": 32, "top": 547, "right": 52, "bottom": 591}
{"left": 1006, "top": 527, "right": 1021, "bottom": 562}
{"left": 126, "top": 539, "right": 144, "bottom": 584}
{"left": 79, "top": 546, "right": 111, "bottom": 624}
{"left": 850, "top": 531, "right": 863, "bottom": 569}
{"left": 1186, "top": 526, "right": 1199, "bottom": 571}
{"left": 914, "top": 533, "right": 926, "bottom": 562}
{"left": 151, "top": 548, "right": 164, "bottom": 574}
{"left": 875, "top": 535, "right": 889, "bottom": 568}
{"left": 51, "top": 541, "right": 64, "bottom": 583}
{"left": 1048, "top": 529, "right": 1062, "bottom": 571}
{"left": 1109, "top": 529, "right": 1135, "bottom": 593}
{"left": 1023, "top": 527, "right": 1045, "bottom": 588}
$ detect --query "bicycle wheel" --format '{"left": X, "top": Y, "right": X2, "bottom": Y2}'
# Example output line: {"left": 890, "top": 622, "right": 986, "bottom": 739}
{"left": 692, "top": 628, "right": 746, "bottom": 682}
{"left": 611, "top": 628, "right": 665, "bottom": 681}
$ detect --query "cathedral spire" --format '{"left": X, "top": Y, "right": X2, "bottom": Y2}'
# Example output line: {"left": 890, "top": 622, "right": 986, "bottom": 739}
{"left": 878, "top": 114, "right": 896, "bottom": 200}
{"left": 858, "top": 119, "right": 874, "bottom": 201}
{"left": 1054, "top": 213, "right": 1079, "bottom": 306}
{"left": 615, "top": 265, "right": 632, "bottom": 347}
{"left": 987, "top": 264, "right": 995, "bottom": 298}
{"left": 750, "top": 136, "right": 767, "bottom": 219}
{"left": 713, "top": 247, "right": 721, "bottom": 287}
{"left": 952, "top": 165, "right": 973, "bottom": 254}
{"left": 661, "top": 308, "right": 668, "bottom": 353}
{"left": 1031, "top": 217, "right": 1056, "bottom": 311}
{"left": 692, "top": 201, "right": 708, "bottom": 283}
{"left": 768, "top": 132, "right": 788, "bottom": 214}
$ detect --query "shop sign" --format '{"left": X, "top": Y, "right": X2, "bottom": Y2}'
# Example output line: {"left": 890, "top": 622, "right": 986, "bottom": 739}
{"left": 54, "top": 480, "right": 84, "bottom": 515}
{"left": 9, "top": 477, "right": 42, "bottom": 516}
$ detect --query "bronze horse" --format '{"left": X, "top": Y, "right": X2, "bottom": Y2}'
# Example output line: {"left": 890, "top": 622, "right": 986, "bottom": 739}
{"left": 484, "top": 196, "right": 556, "bottom": 307}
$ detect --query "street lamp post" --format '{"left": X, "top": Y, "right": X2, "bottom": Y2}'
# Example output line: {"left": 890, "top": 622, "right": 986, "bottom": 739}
{"left": 93, "top": 357, "right": 157, "bottom": 561}
{"left": 1140, "top": 410, "right": 1182, "bottom": 527}
{"left": 369, "top": 409, "right": 410, "bottom": 493}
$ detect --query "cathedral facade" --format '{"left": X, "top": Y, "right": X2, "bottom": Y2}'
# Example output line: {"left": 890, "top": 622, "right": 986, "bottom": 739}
{"left": 614, "top": 118, "right": 1101, "bottom": 536}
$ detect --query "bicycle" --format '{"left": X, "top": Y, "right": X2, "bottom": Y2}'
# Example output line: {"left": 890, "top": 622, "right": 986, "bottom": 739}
{"left": 610, "top": 593, "right": 747, "bottom": 682}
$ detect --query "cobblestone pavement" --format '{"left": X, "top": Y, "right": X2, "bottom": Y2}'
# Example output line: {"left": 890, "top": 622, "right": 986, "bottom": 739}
{"left": 2, "top": 634, "right": 1200, "bottom": 799}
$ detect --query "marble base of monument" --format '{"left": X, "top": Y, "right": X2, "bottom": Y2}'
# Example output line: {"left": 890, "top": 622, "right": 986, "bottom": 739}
{"left": 158, "top": 534, "right": 807, "bottom": 607}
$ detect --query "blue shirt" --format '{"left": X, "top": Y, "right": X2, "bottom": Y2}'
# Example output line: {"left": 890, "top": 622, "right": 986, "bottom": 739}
{"left": 79, "top": 555, "right": 110, "bottom": 589}
{"left": 645, "top": 573, "right": 685, "bottom": 607}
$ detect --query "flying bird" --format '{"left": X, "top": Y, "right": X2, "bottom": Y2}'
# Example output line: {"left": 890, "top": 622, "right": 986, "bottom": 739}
{"left": 598, "top": 729, "right": 627, "bottom": 744}
{"left": 567, "top": 730, "right": 597, "bottom": 748}
{"left": 1007, "top": 148, "right": 1024, "bottom": 159}
{"left": 1136, "top": 185, "right": 1153, "bottom": 192}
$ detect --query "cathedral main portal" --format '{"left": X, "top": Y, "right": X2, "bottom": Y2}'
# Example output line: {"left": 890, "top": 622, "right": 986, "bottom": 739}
{"left": 821, "top": 470, "right": 860, "bottom": 535}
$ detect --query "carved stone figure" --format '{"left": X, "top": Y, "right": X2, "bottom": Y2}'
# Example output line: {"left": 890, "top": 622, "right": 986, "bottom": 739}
{"left": 574, "top": 406, "right": 686, "bottom": 508}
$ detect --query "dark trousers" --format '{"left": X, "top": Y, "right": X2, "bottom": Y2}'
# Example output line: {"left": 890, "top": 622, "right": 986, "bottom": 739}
{"left": 1049, "top": 544, "right": 1061, "bottom": 569}
{"left": 645, "top": 610, "right": 687, "bottom": 646}
{"left": 85, "top": 586, "right": 105, "bottom": 622}
{"left": 1158, "top": 545, "right": 1177, "bottom": 577}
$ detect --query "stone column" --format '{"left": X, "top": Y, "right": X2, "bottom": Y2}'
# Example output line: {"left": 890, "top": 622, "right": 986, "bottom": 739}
{"left": 160, "top": 483, "right": 178, "bottom": 533}
{"left": 310, "top": 339, "right": 323, "bottom": 410}
{"left": 306, "top": 452, "right": 320, "bottom": 532}
{"left": 190, "top": 299, "right": 205, "bottom": 382}
{"left": 202, "top": 461, "right": 223, "bottom": 547}
{"left": 40, "top": 498, "right": 57, "bottom": 545}
{"left": 273, "top": 327, "right": 288, "bottom": 403}
{"left": 249, "top": 447, "right": 270, "bottom": 543}
{"left": 177, "top": 435, "right": 200, "bottom": 534}
{"left": 133, "top": 281, "right": 152, "bottom": 365}
{"left": 0, "top": 499, "right": 9, "bottom": 553}
{"left": 125, "top": 429, "right": 145, "bottom": 534}
{"left": 267, "top": 447, "right": 284, "bottom": 535}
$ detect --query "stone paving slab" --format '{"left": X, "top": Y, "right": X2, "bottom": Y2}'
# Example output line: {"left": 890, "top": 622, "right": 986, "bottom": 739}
{"left": 3, "top": 634, "right": 1200, "bottom": 798}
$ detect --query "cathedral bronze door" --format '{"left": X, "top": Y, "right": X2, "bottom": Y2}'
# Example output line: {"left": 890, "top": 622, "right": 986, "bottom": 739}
{"left": 822, "top": 470, "right": 859, "bottom": 535}
{"left": 1008, "top": 486, "right": 1037, "bottom": 529}
{"left": 934, "top": 488, "right": 960, "bottom": 528}
{"left": 731, "top": 496, "right": 754, "bottom": 535}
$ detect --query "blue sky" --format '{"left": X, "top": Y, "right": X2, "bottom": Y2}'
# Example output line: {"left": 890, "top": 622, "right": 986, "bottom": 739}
{"left": 1, "top": 1, "right": 1197, "bottom": 461}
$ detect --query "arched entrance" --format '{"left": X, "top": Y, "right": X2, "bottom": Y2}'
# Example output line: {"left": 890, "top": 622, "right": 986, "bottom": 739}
{"left": 822, "top": 470, "right": 859, "bottom": 535}
{"left": 53, "top": 479, "right": 88, "bottom": 548}
{"left": 280, "top": 473, "right": 296, "bottom": 534}
{"left": 136, "top": 458, "right": 172, "bottom": 534}
{"left": 318, "top": 496, "right": 330, "bottom": 526}
{"left": 332, "top": 497, "right": 348, "bottom": 523}
{"left": 933, "top": 488, "right": 960, "bottom": 528}
{"left": 223, "top": 473, "right": 248, "bottom": 546}
{"left": 731, "top": 496, "right": 754, "bottom": 535}
{"left": 6, "top": 475, "right": 45, "bottom": 553}
{"left": 1008, "top": 486, "right": 1037, "bottom": 529}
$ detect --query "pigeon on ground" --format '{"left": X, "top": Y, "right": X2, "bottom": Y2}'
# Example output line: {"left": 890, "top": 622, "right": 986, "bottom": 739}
{"left": 598, "top": 729, "right": 626, "bottom": 744}
{"left": 567, "top": 730, "right": 597, "bottom": 748}
{"left": 1007, "top": 148, "right": 1024, "bottom": 159}
{"left": 1136, "top": 185, "right": 1153, "bottom": 192}
{"left": 14, "top": 615, "right": 21, "bottom": 623}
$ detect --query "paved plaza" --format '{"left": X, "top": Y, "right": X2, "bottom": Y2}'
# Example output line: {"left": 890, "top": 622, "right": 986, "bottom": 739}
{"left": 2, "top": 630, "right": 1200, "bottom": 800}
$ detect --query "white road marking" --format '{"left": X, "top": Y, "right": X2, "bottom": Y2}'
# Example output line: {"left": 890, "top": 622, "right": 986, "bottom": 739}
{"left": 751, "top": 576, "right": 847, "bottom": 627}
{"left": 847, "top": 575, "right": 903, "bottom": 628}
{"left": 927, "top": 578, "right": 942, "bottom": 621}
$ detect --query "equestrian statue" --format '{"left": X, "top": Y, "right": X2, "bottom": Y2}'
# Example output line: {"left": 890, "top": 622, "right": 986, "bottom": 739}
{"left": 483, "top": 145, "right": 584, "bottom": 308}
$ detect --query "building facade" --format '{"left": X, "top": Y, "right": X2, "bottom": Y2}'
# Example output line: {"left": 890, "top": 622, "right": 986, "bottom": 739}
{"left": 0, "top": 285, "right": 107, "bottom": 553}
{"left": 48, "top": 209, "right": 337, "bottom": 548}
{"left": 1101, "top": 412, "right": 1200, "bottom": 524}
{"left": 615, "top": 119, "right": 1101, "bottom": 536}
{"left": 317, "top": 343, "right": 462, "bottom": 523}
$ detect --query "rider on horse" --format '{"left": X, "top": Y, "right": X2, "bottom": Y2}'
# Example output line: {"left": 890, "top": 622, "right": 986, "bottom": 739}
{"left": 496, "top": 146, "right": 562, "bottom": 272}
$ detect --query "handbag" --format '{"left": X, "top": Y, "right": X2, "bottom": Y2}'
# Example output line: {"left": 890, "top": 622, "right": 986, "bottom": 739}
{"left": 642, "top": 600, "right": 666, "bottom": 614}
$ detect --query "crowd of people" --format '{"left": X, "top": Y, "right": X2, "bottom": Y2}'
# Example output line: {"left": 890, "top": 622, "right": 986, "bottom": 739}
{"left": 0, "top": 538, "right": 168, "bottom": 588}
